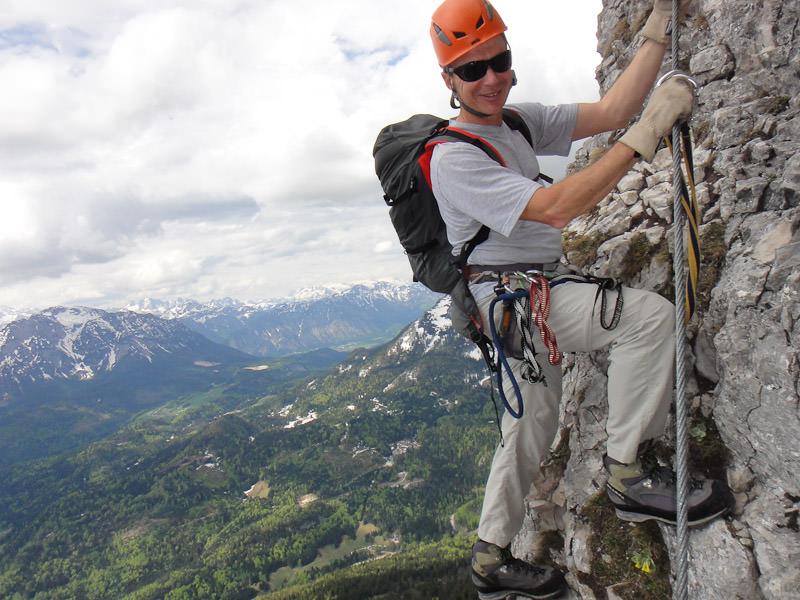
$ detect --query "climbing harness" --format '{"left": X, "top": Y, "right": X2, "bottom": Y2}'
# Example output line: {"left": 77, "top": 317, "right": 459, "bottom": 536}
{"left": 483, "top": 269, "right": 622, "bottom": 422}
{"left": 488, "top": 271, "right": 558, "bottom": 419}
{"left": 546, "top": 273, "right": 625, "bottom": 331}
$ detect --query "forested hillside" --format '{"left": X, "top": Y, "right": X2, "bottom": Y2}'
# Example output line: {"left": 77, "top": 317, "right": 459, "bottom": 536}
{"left": 0, "top": 300, "right": 499, "bottom": 599}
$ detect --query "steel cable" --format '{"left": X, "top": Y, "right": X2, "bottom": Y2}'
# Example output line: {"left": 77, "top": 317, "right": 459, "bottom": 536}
{"left": 671, "top": 0, "right": 691, "bottom": 597}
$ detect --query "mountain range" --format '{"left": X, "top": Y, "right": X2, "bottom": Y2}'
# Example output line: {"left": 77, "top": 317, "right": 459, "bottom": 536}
{"left": 0, "top": 282, "right": 441, "bottom": 466}
{"left": 124, "top": 282, "right": 441, "bottom": 357}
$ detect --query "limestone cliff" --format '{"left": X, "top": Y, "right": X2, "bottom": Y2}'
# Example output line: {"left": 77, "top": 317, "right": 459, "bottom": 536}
{"left": 515, "top": 1, "right": 799, "bottom": 598}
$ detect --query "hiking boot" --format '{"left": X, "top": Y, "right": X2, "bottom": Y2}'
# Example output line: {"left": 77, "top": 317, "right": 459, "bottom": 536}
{"left": 604, "top": 455, "right": 733, "bottom": 526}
{"left": 471, "top": 540, "right": 566, "bottom": 600}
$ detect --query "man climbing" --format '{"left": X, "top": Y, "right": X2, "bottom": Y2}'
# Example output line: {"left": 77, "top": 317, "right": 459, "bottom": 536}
{"left": 427, "top": 0, "right": 731, "bottom": 597}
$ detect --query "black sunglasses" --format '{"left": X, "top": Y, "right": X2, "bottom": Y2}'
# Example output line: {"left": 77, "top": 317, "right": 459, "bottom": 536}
{"left": 446, "top": 49, "right": 512, "bottom": 82}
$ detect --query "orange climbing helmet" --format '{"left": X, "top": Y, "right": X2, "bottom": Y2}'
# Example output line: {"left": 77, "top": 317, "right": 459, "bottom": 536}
{"left": 430, "top": 0, "right": 507, "bottom": 67}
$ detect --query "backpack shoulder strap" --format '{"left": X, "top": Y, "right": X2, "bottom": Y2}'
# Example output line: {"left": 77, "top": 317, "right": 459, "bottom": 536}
{"left": 428, "top": 127, "right": 507, "bottom": 166}
{"left": 501, "top": 107, "right": 532, "bottom": 147}
{"left": 501, "top": 108, "right": 554, "bottom": 184}
{"left": 417, "top": 125, "right": 507, "bottom": 192}
{"left": 420, "top": 127, "right": 498, "bottom": 270}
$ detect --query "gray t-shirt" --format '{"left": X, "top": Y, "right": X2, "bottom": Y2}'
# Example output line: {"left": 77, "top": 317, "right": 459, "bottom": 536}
{"left": 431, "top": 102, "right": 577, "bottom": 271}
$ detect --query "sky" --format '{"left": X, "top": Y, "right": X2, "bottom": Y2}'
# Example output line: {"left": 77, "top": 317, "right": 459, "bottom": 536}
{"left": 0, "top": 0, "right": 603, "bottom": 310}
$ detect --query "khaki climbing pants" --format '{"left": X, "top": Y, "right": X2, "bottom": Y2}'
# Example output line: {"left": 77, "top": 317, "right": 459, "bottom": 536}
{"left": 474, "top": 279, "right": 675, "bottom": 547}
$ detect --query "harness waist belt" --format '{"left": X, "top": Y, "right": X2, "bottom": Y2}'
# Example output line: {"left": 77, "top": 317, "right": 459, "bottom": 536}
{"left": 468, "top": 262, "right": 561, "bottom": 274}
{"left": 468, "top": 262, "right": 562, "bottom": 284}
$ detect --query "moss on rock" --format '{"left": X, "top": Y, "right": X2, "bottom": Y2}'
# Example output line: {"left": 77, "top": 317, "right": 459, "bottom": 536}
{"left": 697, "top": 221, "right": 727, "bottom": 312}
{"left": 563, "top": 232, "right": 606, "bottom": 269}
{"left": 577, "top": 492, "right": 672, "bottom": 600}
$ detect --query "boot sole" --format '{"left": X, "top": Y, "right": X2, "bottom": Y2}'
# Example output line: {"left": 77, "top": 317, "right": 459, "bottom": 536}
{"left": 478, "top": 588, "right": 566, "bottom": 600}
{"left": 614, "top": 505, "right": 730, "bottom": 527}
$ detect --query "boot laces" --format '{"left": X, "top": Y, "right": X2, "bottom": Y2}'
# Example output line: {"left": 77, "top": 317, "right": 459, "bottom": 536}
{"left": 508, "top": 556, "right": 545, "bottom": 576}
{"left": 494, "top": 546, "right": 545, "bottom": 576}
{"left": 649, "top": 465, "right": 705, "bottom": 491}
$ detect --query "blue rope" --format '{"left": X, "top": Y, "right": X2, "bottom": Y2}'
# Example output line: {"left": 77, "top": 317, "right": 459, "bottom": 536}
{"left": 488, "top": 289, "right": 529, "bottom": 419}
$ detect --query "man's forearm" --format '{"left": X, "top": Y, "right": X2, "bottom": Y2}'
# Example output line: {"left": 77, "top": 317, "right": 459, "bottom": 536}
{"left": 571, "top": 39, "right": 669, "bottom": 140}
{"left": 601, "top": 40, "right": 667, "bottom": 127}
{"left": 520, "top": 143, "right": 637, "bottom": 229}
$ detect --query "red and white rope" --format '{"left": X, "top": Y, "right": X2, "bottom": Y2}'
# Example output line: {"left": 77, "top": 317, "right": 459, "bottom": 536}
{"left": 528, "top": 275, "right": 561, "bottom": 366}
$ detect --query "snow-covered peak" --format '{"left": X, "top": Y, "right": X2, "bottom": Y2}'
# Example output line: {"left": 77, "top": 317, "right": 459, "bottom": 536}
{"left": 124, "top": 281, "right": 430, "bottom": 316}
{"left": 427, "top": 299, "right": 452, "bottom": 333}
{"left": 0, "top": 306, "right": 31, "bottom": 328}
{"left": 42, "top": 306, "right": 114, "bottom": 330}
{"left": 292, "top": 284, "right": 352, "bottom": 302}
{"left": 0, "top": 306, "right": 238, "bottom": 393}
{"left": 390, "top": 296, "right": 464, "bottom": 357}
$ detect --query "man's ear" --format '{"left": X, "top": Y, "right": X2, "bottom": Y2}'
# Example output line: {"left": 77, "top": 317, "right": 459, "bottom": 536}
{"left": 441, "top": 71, "right": 453, "bottom": 91}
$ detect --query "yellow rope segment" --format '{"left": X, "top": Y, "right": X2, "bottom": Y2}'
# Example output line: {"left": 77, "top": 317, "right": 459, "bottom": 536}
{"left": 665, "top": 128, "right": 701, "bottom": 322}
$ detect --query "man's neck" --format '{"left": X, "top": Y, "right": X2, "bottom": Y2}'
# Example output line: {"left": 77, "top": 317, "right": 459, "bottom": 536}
{"left": 456, "top": 109, "right": 503, "bottom": 126}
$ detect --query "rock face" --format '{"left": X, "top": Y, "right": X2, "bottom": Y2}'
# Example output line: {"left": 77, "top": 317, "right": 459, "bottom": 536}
{"left": 519, "top": 1, "right": 800, "bottom": 598}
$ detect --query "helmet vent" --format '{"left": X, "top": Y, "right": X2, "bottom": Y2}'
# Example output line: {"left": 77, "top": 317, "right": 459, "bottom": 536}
{"left": 453, "top": 31, "right": 466, "bottom": 39}
{"left": 475, "top": 15, "right": 485, "bottom": 29}
{"left": 484, "top": 1, "right": 495, "bottom": 20}
{"left": 433, "top": 23, "right": 452, "bottom": 45}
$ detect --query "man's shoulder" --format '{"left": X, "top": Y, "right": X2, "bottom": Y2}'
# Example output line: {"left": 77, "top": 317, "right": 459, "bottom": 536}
{"left": 430, "top": 139, "right": 493, "bottom": 176}
{"left": 505, "top": 102, "right": 548, "bottom": 120}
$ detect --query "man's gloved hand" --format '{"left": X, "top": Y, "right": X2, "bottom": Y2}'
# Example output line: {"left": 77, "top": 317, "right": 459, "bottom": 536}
{"left": 641, "top": 0, "right": 692, "bottom": 45}
{"left": 619, "top": 77, "right": 694, "bottom": 161}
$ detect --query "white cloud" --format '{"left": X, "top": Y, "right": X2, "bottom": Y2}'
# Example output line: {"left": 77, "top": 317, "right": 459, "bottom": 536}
{"left": 0, "top": 0, "right": 602, "bottom": 309}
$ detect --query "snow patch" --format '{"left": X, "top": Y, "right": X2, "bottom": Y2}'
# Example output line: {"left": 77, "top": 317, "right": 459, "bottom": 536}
{"left": 399, "top": 327, "right": 424, "bottom": 352}
{"left": 466, "top": 346, "right": 484, "bottom": 361}
{"left": 194, "top": 360, "right": 220, "bottom": 367}
{"left": 428, "top": 299, "right": 452, "bottom": 331}
{"left": 106, "top": 348, "right": 117, "bottom": 371}
{"left": 72, "top": 362, "right": 95, "bottom": 380}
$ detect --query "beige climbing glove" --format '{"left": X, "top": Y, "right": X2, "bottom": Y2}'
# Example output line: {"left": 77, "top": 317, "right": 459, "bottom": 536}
{"left": 619, "top": 77, "right": 694, "bottom": 161}
{"left": 641, "top": 0, "right": 692, "bottom": 45}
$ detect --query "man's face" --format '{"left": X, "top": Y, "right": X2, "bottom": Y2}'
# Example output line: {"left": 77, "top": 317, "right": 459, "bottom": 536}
{"left": 443, "top": 35, "right": 513, "bottom": 122}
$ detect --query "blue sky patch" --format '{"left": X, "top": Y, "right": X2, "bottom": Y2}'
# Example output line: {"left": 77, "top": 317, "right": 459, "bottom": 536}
{"left": 0, "top": 23, "right": 57, "bottom": 52}
{"left": 336, "top": 37, "right": 408, "bottom": 66}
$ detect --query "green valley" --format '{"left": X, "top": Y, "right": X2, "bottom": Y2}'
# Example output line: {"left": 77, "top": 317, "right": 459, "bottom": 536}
{"left": 0, "top": 322, "right": 497, "bottom": 599}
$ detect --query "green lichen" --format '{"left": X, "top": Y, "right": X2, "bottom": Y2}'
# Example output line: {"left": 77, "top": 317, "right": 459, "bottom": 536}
{"left": 618, "top": 231, "right": 671, "bottom": 288}
{"left": 562, "top": 232, "right": 606, "bottom": 269}
{"left": 697, "top": 221, "right": 727, "bottom": 312}
{"left": 645, "top": 220, "right": 727, "bottom": 313}
{"left": 619, "top": 232, "right": 653, "bottom": 281}
{"left": 688, "top": 413, "right": 730, "bottom": 481}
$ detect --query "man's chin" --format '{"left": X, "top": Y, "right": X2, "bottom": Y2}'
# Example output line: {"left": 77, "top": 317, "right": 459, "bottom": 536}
{"left": 479, "top": 91, "right": 510, "bottom": 112}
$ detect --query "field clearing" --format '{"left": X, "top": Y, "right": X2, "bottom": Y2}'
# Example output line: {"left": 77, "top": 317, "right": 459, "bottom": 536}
{"left": 267, "top": 522, "right": 387, "bottom": 591}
